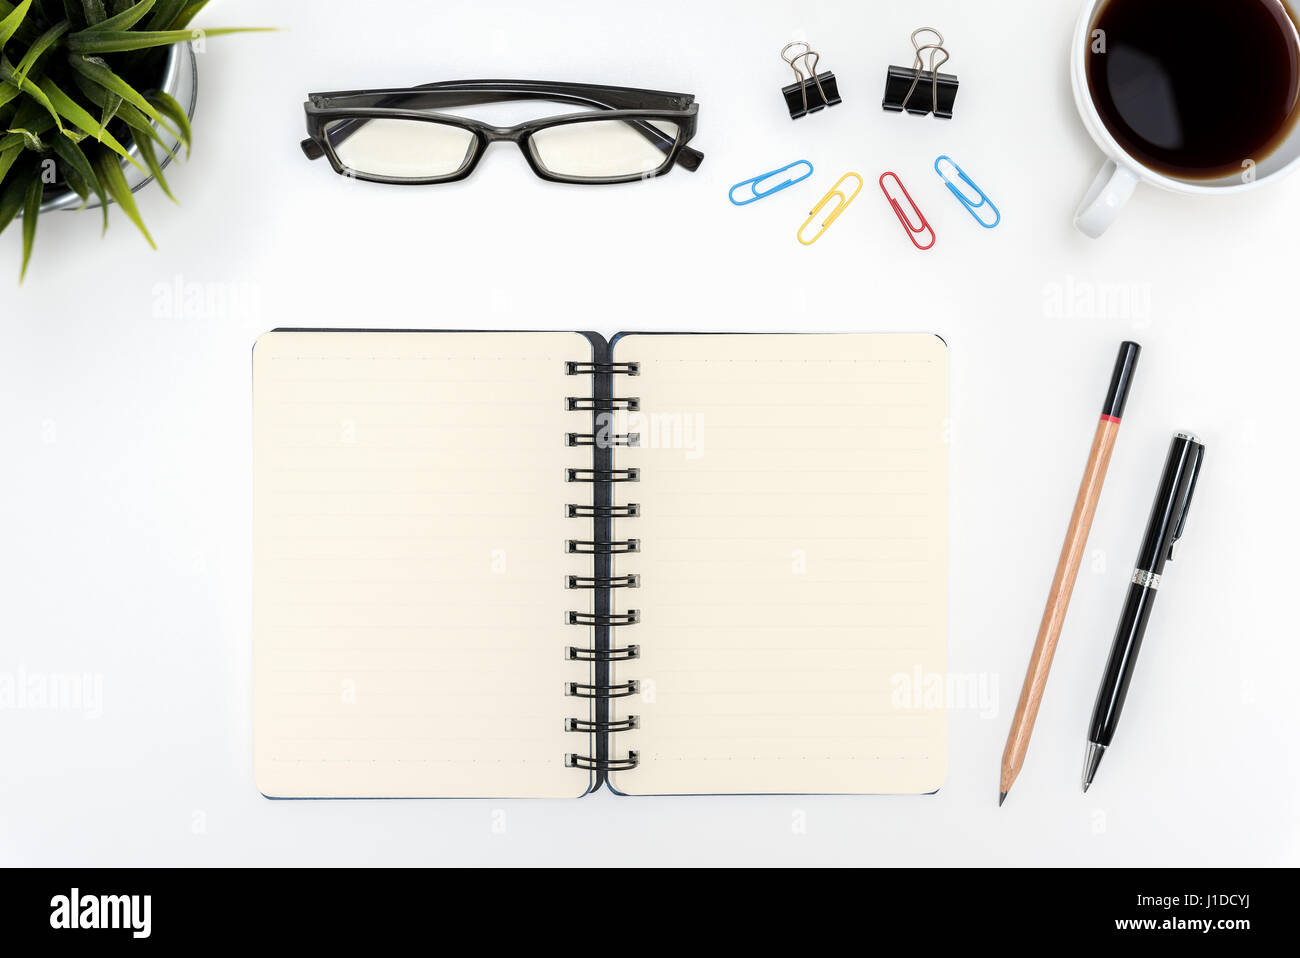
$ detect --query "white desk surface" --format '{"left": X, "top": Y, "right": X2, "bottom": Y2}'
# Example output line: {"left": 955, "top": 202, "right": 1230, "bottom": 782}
{"left": 1, "top": 0, "right": 1295, "bottom": 866}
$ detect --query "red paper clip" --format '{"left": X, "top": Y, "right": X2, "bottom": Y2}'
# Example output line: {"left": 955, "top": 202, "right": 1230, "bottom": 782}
{"left": 879, "top": 171, "right": 936, "bottom": 250}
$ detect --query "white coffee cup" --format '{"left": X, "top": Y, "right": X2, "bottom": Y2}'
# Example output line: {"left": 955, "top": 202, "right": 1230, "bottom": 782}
{"left": 1071, "top": 0, "right": 1300, "bottom": 237}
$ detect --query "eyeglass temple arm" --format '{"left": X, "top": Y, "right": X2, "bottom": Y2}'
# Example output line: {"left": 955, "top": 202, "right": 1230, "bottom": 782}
{"left": 302, "top": 87, "right": 703, "bottom": 170}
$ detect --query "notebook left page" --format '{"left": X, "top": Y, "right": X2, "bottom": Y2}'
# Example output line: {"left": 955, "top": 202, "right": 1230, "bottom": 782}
{"left": 253, "top": 330, "right": 595, "bottom": 798}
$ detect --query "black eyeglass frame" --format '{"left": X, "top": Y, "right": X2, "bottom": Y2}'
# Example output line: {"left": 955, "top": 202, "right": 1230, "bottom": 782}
{"left": 301, "top": 79, "right": 703, "bottom": 186}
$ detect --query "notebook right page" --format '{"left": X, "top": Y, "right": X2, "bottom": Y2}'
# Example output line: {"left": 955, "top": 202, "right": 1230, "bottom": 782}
{"left": 609, "top": 333, "right": 948, "bottom": 795}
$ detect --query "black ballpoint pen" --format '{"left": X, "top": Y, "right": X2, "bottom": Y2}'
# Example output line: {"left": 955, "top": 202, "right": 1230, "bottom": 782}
{"left": 1083, "top": 432, "right": 1206, "bottom": 792}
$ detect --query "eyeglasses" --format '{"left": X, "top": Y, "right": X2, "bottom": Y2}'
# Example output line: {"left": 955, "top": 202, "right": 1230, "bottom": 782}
{"left": 301, "top": 80, "right": 703, "bottom": 186}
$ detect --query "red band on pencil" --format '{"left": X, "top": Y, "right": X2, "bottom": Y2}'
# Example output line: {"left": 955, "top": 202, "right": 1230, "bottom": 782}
{"left": 1100, "top": 414, "right": 1122, "bottom": 424}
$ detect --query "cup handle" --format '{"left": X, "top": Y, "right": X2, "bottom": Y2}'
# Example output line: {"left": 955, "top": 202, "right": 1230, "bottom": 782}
{"left": 1074, "top": 161, "right": 1139, "bottom": 238}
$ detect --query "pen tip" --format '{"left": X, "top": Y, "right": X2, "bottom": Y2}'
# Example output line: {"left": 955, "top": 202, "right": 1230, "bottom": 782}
{"left": 1082, "top": 742, "right": 1105, "bottom": 794}
{"left": 998, "top": 790, "right": 1007, "bottom": 807}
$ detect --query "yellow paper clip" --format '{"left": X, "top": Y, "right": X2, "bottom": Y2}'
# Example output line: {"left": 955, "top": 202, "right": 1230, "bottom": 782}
{"left": 797, "top": 172, "right": 863, "bottom": 245}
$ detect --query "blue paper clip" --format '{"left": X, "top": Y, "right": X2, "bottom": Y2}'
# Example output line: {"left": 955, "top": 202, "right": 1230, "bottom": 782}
{"left": 729, "top": 160, "right": 815, "bottom": 206}
{"left": 934, "top": 155, "right": 1000, "bottom": 228}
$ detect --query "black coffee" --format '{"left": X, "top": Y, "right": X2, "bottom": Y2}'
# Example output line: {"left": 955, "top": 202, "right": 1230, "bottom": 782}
{"left": 1087, "top": 0, "right": 1300, "bottom": 179}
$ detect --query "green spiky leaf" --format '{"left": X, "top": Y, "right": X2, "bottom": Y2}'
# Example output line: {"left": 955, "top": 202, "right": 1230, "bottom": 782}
{"left": 107, "top": 95, "right": 168, "bottom": 151}
{"left": 133, "top": 129, "right": 173, "bottom": 201}
{"left": 97, "top": 87, "right": 121, "bottom": 127}
{"left": 0, "top": 163, "right": 31, "bottom": 243}
{"left": 0, "top": 66, "right": 64, "bottom": 131}
{"left": 170, "top": 0, "right": 205, "bottom": 29}
{"left": 67, "top": 53, "right": 178, "bottom": 139}
{"left": 0, "top": 141, "right": 21, "bottom": 183}
{"left": 59, "top": 152, "right": 89, "bottom": 200}
{"left": 13, "top": 20, "right": 71, "bottom": 84}
{"left": 93, "top": 143, "right": 152, "bottom": 247}
{"left": 82, "top": 0, "right": 152, "bottom": 32}
{"left": 144, "top": 86, "right": 186, "bottom": 153}
{"left": 143, "top": 0, "right": 181, "bottom": 30}
{"left": 73, "top": 63, "right": 178, "bottom": 180}
{"left": 50, "top": 129, "right": 107, "bottom": 228}
{"left": 66, "top": 26, "right": 269, "bottom": 53}
{"left": 18, "top": 171, "right": 39, "bottom": 278}
{"left": 80, "top": 0, "right": 106, "bottom": 25}
{"left": 0, "top": 0, "right": 32, "bottom": 47}
{"left": 72, "top": 69, "right": 161, "bottom": 199}
{"left": 37, "top": 75, "right": 143, "bottom": 169}
{"left": 17, "top": 157, "right": 38, "bottom": 277}
{"left": 0, "top": 0, "right": 40, "bottom": 44}
{"left": 107, "top": 96, "right": 162, "bottom": 143}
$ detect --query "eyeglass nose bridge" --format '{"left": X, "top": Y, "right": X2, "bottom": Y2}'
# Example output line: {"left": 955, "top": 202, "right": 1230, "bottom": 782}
{"left": 480, "top": 124, "right": 530, "bottom": 143}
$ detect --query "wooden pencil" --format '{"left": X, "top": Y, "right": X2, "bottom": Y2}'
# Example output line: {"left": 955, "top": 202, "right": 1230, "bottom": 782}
{"left": 999, "top": 342, "right": 1140, "bottom": 806}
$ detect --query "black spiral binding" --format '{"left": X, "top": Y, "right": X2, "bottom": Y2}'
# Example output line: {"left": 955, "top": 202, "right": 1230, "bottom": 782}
{"left": 567, "top": 432, "right": 640, "bottom": 447}
{"left": 568, "top": 573, "right": 640, "bottom": 588}
{"left": 567, "top": 468, "right": 639, "bottom": 483}
{"left": 565, "top": 361, "right": 639, "bottom": 376}
{"left": 567, "top": 504, "right": 640, "bottom": 519}
{"left": 564, "top": 355, "right": 640, "bottom": 777}
{"left": 567, "top": 397, "right": 640, "bottom": 412}
{"left": 567, "top": 644, "right": 639, "bottom": 661}
{"left": 567, "top": 539, "right": 639, "bottom": 555}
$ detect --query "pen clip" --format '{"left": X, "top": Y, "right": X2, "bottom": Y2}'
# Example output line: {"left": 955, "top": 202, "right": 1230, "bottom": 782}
{"left": 1167, "top": 437, "right": 1205, "bottom": 561}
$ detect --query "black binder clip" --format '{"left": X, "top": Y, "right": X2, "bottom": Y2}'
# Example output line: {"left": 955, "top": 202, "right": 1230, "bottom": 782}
{"left": 780, "top": 41, "right": 841, "bottom": 119}
{"left": 883, "top": 27, "right": 959, "bottom": 119}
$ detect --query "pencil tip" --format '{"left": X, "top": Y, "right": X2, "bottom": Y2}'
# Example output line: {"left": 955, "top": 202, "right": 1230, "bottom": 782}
{"left": 998, "top": 790, "right": 1007, "bottom": 807}
{"left": 1082, "top": 782, "right": 1090, "bottom": 793}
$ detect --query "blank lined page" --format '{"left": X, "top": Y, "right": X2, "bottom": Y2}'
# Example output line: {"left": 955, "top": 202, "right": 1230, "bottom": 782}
{"left": 253, "top": 331, "right": 594, "bottom": 798}
{"left": 608, "top": 334, "right": 948, "bottom": 795}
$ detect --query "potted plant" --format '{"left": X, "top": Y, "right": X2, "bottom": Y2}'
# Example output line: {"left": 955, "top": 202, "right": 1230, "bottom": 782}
{"left": 0, "top": 0, "right": 267, "bottom": 280}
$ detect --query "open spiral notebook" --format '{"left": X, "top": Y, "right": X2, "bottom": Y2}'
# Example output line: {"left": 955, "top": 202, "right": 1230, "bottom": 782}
{"left": 253, "top": 329, "right": 948, "bottom": 798}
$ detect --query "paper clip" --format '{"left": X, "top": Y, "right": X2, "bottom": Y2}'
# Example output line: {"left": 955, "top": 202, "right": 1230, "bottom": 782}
{"left": 729, "top": 161, "right": 815, "bottom": 206}
{"left": 935, "top": 156, "right": 1000, "bottom": 228}
{"left": 879, "top": 172, "right": 936, "bottom": 250}
{"left": 797, "top": 172, "right": 863, "bottom": 246}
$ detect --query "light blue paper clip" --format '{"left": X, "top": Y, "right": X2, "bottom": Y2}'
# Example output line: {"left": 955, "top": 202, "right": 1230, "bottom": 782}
{"left": 934, "top": 155, "right": 1000, "bottom": 228}
{"left": 729, "top": 160, "right": 815, "bottom": 206}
